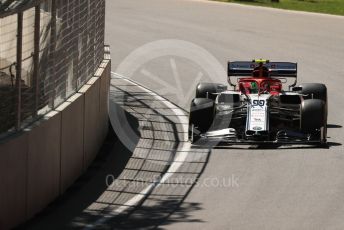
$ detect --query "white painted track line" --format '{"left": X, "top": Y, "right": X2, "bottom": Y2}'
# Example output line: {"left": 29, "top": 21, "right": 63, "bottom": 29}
{"left": 83, "top": 73, "right": 192, "bottom": 229}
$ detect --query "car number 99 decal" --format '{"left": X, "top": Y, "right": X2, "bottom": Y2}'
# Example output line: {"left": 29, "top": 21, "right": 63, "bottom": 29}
{"left": 253, "top": 100, "right": 265, "bottom": 106}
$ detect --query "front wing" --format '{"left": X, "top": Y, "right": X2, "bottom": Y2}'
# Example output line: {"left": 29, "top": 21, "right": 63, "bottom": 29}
{"left": 191, "top": 128, "right": 327, "bottom": 146}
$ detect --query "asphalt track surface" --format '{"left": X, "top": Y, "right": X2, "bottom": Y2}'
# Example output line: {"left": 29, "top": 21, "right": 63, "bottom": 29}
{"left": 107, "top": 1, "right": 344, "bottom": 229}
{"left": 22, "top": 0, "right": 344, "bottom": 230}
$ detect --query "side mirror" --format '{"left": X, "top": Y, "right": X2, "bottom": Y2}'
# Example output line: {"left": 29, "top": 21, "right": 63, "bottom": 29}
{"left": 217, "top": 84, "right": 228, "bottom": 92}
{"left": 292, "top": 86, "right": 302, "bottom": 91}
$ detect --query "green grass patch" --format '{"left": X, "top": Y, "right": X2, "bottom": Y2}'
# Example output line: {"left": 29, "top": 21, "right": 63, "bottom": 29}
{"left": 214, "top": 0, "right": 344, "bottom": 16}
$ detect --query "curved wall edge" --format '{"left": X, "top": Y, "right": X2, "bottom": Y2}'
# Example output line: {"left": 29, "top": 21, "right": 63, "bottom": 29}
{"left": 0, "top": 48, "right": 111, "bottom": 230}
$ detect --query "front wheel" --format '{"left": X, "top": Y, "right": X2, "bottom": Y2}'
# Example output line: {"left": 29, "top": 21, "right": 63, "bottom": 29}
{"left": 301, "top": 99, "right": 327, "bottom": 143}
{"left": 298, "top": 83, "right": 328, "bottom": 122}
{"left": 189, "top": 98, "right": 215, "bottom": 142}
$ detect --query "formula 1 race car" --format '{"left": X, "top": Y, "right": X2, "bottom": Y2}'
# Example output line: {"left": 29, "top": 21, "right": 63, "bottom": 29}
{"left": 189, "top": 59, "right": 328, "bottom": 145}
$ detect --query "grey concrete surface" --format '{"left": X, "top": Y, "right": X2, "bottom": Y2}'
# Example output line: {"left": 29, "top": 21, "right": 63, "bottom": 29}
{"left": 105, "top": 1, "right": 344, "bottom": 229}
{"left": 58, "top": 93, "right": 85, "bottom": 193}
{"left": 99, "top": 58, "right": 111, "bottom": 144}
{"left": 82, "top": 79, "right": 102, "bottom": 168}
{"left": 27, "top": 111, "right": 61, "bottom": 219}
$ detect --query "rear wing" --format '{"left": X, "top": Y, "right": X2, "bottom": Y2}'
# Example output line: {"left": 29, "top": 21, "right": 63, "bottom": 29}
{"left": 227, "top": 61, "right": 298, "bottom": 87}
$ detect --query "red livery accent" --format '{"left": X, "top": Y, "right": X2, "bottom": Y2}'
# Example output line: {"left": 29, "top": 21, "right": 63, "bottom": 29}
{"left": 237, "top": 64, "right": 283, "bottom": 95}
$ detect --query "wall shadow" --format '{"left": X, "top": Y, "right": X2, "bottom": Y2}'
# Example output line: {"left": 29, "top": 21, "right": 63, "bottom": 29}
{"left": 18, "top": 77, "right": 211, "bottom": 230}
{"left": 17, "top": 120, "right": 135, "bottom": 229}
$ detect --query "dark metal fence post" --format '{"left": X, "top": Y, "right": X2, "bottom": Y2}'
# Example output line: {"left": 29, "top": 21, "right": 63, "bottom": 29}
{"left": 15, "top": 12, "right": 23, "bottom": 130}
{"left": 74, "top": 0, "right": 80, "bottom": 90}
{"left": 49, "top": 0, "right": 57, "bottom": 109}
{"left": 33, "top": 4, "right": 41, "bottom": 117}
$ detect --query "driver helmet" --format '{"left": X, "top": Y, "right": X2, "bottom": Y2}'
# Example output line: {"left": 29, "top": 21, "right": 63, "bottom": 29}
{"left": 252, "top": 66, "right": 270, "bottom": 78}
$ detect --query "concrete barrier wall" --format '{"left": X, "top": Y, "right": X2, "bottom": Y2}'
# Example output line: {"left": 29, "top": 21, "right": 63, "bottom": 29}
{"left": 58, "top": 93, "right": 85, "bottom": 193}
{"left": 0, "top": 133, "right": 27, "bottom": 230}
{"left": 0, "top": 52, "right": 111, "bottom": 230}
{"left": 26, "top": 111, "right": 61, "bottom": 218}
{"left": 81, "top": 79, "right": 101, "bottom": 169}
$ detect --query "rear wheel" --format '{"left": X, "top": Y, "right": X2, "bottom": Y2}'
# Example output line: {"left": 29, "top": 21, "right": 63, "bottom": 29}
{"left": 189, "top": 98, "right": 215, "bottom": 142}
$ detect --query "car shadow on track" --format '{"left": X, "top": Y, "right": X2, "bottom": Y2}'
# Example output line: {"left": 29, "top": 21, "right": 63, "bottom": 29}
{"left": 194, "top": 142, "right": 342, "bottom": 150}
{"left": 327, "top": 124, "right": 342, "bottom": 129}
{"left": 207, "top": 141, "right": 342, "bottom": 150}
